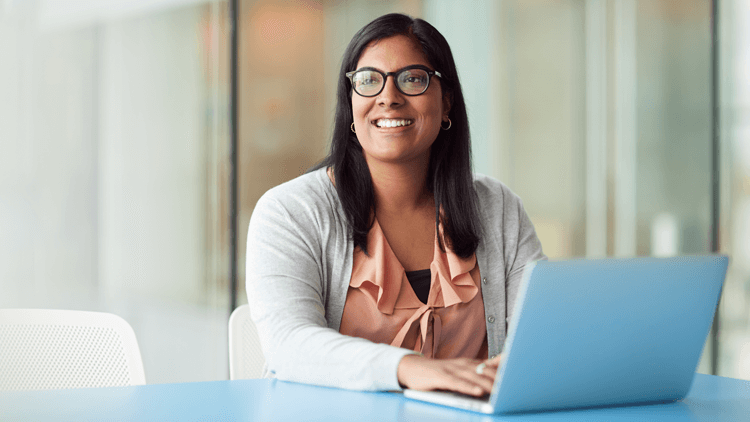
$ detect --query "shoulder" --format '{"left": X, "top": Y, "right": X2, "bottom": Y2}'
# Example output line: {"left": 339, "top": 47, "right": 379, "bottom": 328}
{"left": 471, "top": 174, "right": 545, "bottom": 266}
{"left": 255, "top": 168, "right": 337, "bottom": 214}
{"left": 251, "top": 167, "right": 342, "bottom": 233}
{"left": 472, "top": 173, "right": 524, "bottom": 211}
{"left": 258, "top": 167, "right": 329, "bottom": 204}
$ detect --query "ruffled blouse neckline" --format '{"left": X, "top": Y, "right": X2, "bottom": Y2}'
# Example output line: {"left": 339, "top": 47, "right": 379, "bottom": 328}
{"left": 349, "top": 218, "right": 478, "bottom": 315}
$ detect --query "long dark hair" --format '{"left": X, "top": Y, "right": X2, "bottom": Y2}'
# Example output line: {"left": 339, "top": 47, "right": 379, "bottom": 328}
{"left": 315, "top": 13, "right": 480, "bottom": 259}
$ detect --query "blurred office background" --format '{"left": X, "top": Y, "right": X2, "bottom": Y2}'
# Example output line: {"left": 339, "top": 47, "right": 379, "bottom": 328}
{"left": 0, "top": 0, "right": 748, "bottom": 383}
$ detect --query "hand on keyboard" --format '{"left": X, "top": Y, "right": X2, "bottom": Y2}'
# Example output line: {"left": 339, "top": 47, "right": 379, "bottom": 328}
{"left": 396, "top": 355, "right": 499, "bottom": 397}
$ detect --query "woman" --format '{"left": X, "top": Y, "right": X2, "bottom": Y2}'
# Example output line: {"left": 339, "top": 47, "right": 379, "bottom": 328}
{"left": 245, "top": 13, "right": 544, "bottom": 396}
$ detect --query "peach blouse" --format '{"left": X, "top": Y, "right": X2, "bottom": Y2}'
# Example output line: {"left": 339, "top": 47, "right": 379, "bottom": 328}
{"left": 339, "top": 218, "right": 488, "bottom": 359}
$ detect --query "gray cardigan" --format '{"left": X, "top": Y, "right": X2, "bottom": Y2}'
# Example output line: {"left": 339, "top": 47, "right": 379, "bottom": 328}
{"left": 245, "top": 168, "right": 545, "bottom": 391}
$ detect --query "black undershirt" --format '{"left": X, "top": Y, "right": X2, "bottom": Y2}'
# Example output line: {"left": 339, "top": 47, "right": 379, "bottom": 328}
{"left": 404, "top": 269, "right": 431, "bottom": 304}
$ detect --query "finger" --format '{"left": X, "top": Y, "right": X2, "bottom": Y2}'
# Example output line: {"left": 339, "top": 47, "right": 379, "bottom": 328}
{"left": 439, "top": 376, "right": 490, "bottom": 397}
{"left": 448, "top": 365, "right": 494, "bottom": 394}
{"left": 473, "top": 359, "right": 499, "bottom": 387}
{"left": 484, "top": 353, "right": 504, "bottom": 368}
{"left": 478, "top": 365, "right": 497, "bottom": 381}
{"left": 400, "top": 358, "right": 495, "bottom": 397}
{"left": 420, "top": 360, "right": 493, "bottom": 396}
{"left": 468, "top": 360, "right": 497, "bottom": 382}
{"left": 440, "top": 371, "right": 494, "bottom": 397}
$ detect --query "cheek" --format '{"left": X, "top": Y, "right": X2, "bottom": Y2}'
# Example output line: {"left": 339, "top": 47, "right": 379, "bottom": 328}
{"left": 419, "top": 99, "right": 444, "bottom": 126}
{"left": 351, "top": 97, "right": 369, "bottom": 119}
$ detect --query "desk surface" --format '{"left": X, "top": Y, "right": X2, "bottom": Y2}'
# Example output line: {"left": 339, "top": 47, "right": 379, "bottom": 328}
{"left": 1, "top": 374, "right": 749, "bottom": 421}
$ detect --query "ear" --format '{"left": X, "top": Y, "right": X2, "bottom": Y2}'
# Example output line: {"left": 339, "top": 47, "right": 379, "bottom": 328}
{"left": 442, "top": 91, "right": 453, "bottom": 120}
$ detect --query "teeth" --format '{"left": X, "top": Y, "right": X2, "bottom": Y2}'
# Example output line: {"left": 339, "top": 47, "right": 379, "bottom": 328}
{"left": 375, "top": 119, "right": 412, "bottom": 128}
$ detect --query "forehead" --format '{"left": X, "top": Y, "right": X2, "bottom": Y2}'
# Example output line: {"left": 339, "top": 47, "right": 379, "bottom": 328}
{"left": 356, "top": 35, "right": 431, "bottom": 71}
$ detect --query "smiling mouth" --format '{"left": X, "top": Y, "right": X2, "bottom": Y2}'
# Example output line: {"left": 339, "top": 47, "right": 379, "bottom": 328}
{"left": 373, "top": 118, "right": 413, "bottom": 128}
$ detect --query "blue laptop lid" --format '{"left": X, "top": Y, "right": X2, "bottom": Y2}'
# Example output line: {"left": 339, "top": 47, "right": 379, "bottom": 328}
{"left": 492, "top": 255, "right": 728, "bottom": 414}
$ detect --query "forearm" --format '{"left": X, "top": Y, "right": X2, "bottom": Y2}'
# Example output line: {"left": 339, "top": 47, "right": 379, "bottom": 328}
{"left": 251, "top": 302, "right": 414, "bottom": 390}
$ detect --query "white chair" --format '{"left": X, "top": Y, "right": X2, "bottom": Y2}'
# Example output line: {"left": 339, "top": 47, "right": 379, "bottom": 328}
{"left": 228, "top": 304, "right": 265, "bottom": 380}
{"left": 0, "top": 309, "right": 146, "bottom": 391}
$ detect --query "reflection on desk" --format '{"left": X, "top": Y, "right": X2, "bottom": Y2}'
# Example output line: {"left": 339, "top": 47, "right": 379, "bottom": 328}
{"left": 0, "top": 374, "right": 748, "bottom": 421}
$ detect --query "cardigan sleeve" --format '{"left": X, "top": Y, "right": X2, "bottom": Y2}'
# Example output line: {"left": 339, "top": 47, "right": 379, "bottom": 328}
{"left": 245, "top": 186, "right": 416, "bottom": 391}
{"left": 506, "top": 195, "right": 546, "bottom": 280}
{"left": 473, "top": 173, "right": 546, "bottom": 332}
{"left": 500, "top": 185, "right": 547, "bottom": 322}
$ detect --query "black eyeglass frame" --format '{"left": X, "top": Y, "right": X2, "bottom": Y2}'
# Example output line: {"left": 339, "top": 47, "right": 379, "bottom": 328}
{"left": 345, "top": 64, "right": 442, "bottom": 97}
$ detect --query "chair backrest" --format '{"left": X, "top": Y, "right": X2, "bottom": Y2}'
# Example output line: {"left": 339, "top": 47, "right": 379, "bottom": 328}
{"left": 228, "top": 304, "right": 265, "bottom": 380}
{"left": 0, "top": 309, "right": 146, "bottom": 391}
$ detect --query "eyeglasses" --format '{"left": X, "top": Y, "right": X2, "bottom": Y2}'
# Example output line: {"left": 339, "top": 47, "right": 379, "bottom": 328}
{"left": 346, "top": 65, "right": 442, "bottom": 97}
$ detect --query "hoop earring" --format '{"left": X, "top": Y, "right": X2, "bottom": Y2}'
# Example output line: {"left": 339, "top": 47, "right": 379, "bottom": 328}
{"left": 351, "top": 122, "right": 356, "bottom": 133}
{"left": 441, "top": 118, "right": 452, "bottom": 131}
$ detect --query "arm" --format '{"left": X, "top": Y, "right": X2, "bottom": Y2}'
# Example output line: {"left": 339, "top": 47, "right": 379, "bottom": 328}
{"left": 504, "top": 192, "right": 547, "bottom": 317}
{"left": 246, "top": 192, "right": 413, "bottom": 391}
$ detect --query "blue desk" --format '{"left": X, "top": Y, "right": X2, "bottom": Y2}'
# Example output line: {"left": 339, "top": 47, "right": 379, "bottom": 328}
{"left": 1, "top": 374, "right": 749, "bottom": 421}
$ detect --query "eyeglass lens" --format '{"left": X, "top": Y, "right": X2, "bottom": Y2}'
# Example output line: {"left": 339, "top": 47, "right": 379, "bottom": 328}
{"left": 351, "top": 69, "right": 430, "bottom": 96}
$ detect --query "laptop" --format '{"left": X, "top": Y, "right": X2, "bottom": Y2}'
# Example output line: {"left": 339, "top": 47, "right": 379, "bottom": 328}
{"left": 403, "top": 255, "right": 729, "bottom": 414}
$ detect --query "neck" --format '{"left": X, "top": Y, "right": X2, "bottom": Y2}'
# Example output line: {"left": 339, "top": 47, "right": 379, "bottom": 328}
{"left": 367, "top": 156, "right": 433, "bottom": 216}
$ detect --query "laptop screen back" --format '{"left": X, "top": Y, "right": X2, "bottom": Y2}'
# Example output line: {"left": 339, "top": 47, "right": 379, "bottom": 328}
{"left": 492, "top": 255, "right": 728, "bottom": 414}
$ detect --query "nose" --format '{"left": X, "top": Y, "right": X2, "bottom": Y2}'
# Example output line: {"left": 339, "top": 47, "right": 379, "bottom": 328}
{"left": 376, "top": 75, "right": 404, "bottom": 108}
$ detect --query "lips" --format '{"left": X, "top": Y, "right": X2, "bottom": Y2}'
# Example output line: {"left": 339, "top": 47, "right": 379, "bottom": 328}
{"left": 373, "top": 118, "right": 413, "bottom": 128}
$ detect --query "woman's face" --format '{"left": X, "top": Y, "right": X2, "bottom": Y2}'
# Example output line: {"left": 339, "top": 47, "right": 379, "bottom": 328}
{"left": 351, "top": 35, "right": 450, "bottom": 167}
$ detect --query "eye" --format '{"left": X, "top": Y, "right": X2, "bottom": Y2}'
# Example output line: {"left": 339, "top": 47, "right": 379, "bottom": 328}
{"left": 398, "top": 70, "right": 429, "bottom": 91}
{"left": 354, "top": 71, "right": 381, "bottom": 86}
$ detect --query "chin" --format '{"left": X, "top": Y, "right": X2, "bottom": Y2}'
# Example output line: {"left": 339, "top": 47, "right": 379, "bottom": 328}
{"left": 367, "top": 151, "right": 430, "bottom": 166}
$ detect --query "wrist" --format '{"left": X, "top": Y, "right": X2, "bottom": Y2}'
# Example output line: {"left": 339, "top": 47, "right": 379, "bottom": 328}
{"left": 397, "top": 353, "right": 424, "bottom": 389}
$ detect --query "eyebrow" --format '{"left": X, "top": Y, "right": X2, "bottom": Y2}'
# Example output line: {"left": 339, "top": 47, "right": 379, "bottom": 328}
{"left": 352, "top": 64, "right": 433, "bottom": 73}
